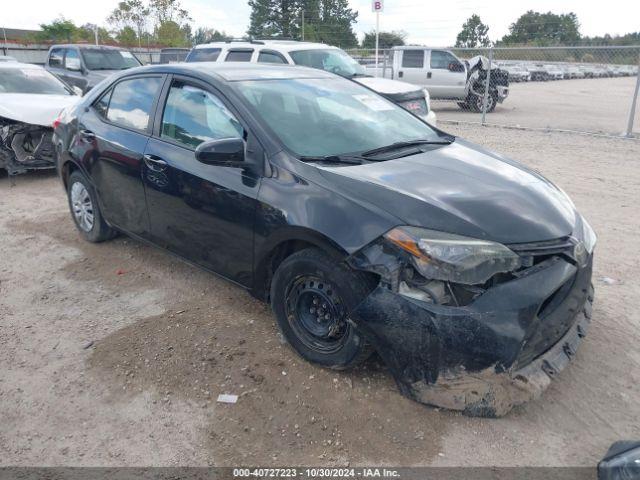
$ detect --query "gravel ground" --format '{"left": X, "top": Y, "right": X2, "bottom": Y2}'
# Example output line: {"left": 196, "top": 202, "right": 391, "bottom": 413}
{"left": 433, "top": 76, "right": 640, "bottom": 136}
{"left": 1, "top": 125, "right": 639, "bottom": 467}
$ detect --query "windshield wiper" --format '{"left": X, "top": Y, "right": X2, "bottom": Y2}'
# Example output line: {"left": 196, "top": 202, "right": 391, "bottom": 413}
{"left": 298, "top": 155, "right": 364, "bottom": 165}
{"left": 361, "top": 138, "right": 454, "bottom": 158}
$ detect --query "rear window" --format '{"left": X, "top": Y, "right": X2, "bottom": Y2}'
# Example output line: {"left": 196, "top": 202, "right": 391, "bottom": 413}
{"left": 402, "top": 50, "right": 425, "bottom": 69}
{"left": 258, "top": 51, "right": 286, "bottom": 64}
{"left": 0, "top": 66, "right": 71, "bottom": 95}
{"left": 104, "top": 77, "right": 162, "bottom": 131}
{"left": 186, "top": 48, "right": 222, "bottom": 62}
{"left": 226, "top": 50, "right": 253, "bottom": 62}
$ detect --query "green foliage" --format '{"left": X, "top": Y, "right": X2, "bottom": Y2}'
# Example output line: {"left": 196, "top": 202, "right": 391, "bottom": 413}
{"left": 361, "top": 30, "right": 406, "bottom": 49}
{"left": 116, "top": 26, "right": 138, "bottom": 46}
{"left": 248, "top": 0, "right": 358, "bottom": 48}
{"left": 156, "top": 20, "right": 190, "bottom": 47}
{"left": 192, "top": 27, "right": 231, "bottom": 45}
{"left": 455, "top": 14, "right": 490, "bottom": 48}
{"left": 499, "top": 10, "right": 581, "bottom": 46}
{"left": 35, "top": 18, "right": 78, "bottom": 43}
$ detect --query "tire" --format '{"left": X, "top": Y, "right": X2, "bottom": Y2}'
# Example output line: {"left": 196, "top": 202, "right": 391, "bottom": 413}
{"left": 467, "top": 91, "right": 497, "bottom": 113}
{"left": 270, "top": 248, "right": 375, "bottom": 369}
{"left": 457, "top": 101, "right": 470, "bottom": 110}
{"left": 67, "top": 170, "right": 116, "bottom": 243}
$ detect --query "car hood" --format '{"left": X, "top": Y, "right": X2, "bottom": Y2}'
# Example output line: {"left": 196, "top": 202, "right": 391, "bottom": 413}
{"left": 0, "top": 93, "right": 80, "bottom": 126}
{"left": 354, "top": 76, "right": 423, "bottom": 95}
{"left": 317, "top": 139, "right": 577, "bottom": 244}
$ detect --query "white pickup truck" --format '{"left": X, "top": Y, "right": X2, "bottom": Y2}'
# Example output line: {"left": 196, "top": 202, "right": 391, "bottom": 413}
{"left": 187, "top": 40, "right": 436, "bottom": 125}
{"left": 367, "top": 46, "right": 509, "bottom": 112}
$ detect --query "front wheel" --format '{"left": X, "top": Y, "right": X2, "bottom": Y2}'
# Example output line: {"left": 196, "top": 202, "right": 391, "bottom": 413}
{"left": 467, "top": 91, "right": 497, "bottom": 113}
{"left": 67, "top": 170, "right": 116, "bottom": 242}
{"left": 270, "top": 248, "right": 375, "bottom": 369}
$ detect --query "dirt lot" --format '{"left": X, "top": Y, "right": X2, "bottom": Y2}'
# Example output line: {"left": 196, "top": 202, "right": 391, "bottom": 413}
{"left": 433, "top": 76, "right": 640, "bottom": 136}
{"left": 1, "top": 125, "right": 639, "bottom": 467}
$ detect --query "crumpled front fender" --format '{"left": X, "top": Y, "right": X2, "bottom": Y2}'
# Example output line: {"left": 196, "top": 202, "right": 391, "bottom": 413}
{"left": 349, "top": 256, "right": 593, "bottom": 417}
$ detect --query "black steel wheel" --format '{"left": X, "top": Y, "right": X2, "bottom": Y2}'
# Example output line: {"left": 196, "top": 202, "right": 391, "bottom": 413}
{"left": 270, "top": 248, "right": 375, "bottom": 369}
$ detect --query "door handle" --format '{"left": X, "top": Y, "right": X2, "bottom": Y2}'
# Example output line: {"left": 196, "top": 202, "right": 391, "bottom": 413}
{"left": 427, "top": 72, "right": 432, "bottom": 79}
{"left": 398, "top": 71, "right": 404, "bottom": 78}
{"left": 79, "top": 129, "right": 95, "bottom": 140}
{"left": 144, "top": 154, "right": 168, "bottom": 171}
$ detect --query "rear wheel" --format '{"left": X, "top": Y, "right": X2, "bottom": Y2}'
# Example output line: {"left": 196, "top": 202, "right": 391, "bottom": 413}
{"left": 270, "top": 248, "right": 375, "bottom": 369}
{"left": 67, "top": 170, "right": 116, "bottom": 242}
{"left": 468, "top": 91, "right": 497, "bottom": 113}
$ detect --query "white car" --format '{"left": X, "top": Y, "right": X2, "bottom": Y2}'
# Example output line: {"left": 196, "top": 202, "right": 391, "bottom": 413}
{"left": 0, "top": 62, "right": 79, "bottom": 175}
{"left": 0, "top": 56, "right": 18, "bottom": 63}
{"left": 365, "top": 46, "right": 509, "bottom": 112}
{"left": 187, "top": 40, "right": 437, "bottom": 125}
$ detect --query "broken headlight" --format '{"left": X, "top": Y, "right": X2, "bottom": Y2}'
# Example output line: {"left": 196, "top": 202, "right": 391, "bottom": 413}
{"left": 384, "top": 227, "right": 521, "bottom": 285}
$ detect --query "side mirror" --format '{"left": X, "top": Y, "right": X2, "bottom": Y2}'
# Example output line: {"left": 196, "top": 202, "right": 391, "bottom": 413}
{"left": 195, "top": 138, "right": 245, "bottom": 165}
{"left": 67, "top": 59, "right": 82, "bottom": 72}
{"left": 72, "top": 86, "right": 83, "bottom": 96}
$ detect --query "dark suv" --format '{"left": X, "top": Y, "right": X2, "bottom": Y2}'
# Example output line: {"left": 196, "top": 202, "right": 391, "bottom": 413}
{"left": 45, "top": 44, "right": 141, "bottom": 94}
{"left": 53, "top": 63, "right": 595, "bottom": 417}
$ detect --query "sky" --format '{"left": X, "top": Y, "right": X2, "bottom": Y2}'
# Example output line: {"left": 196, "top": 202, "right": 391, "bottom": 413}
{"left": 2, "top": 0, "right": 639, "bottom": 46}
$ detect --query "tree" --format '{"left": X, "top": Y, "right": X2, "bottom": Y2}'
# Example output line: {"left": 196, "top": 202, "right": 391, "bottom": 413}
{"left": 247, "top": 0, "right": 358, "bottom": 47}
{"left": 455, "top": 14, "right": 490, "bottom": 48}
{"left": 35, "top": 18, "right": 78, "bottom": 43}
{"left": 149, "top": 0, "right": 192, "bottom": 24}
{"left": 107, "top": 0, "right": 150, "bottom": 47}
{"left": 361, "top": 30, "right": 406, "bottom": 49}
{"left": 500, "top": 11, "right": 581, "bottom": 46}
{"left": 156, "top": 20, "right": 190, "bottom": 47}
{"left": 116, "top": 26, "right": 138, "bottom": 46}
{"left": 192, "top": 27, "right": 231, "bottom": 45}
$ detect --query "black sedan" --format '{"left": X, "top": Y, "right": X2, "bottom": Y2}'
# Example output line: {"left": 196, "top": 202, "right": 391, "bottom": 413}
{"left": 53, "top": 63, "right": 596, "bottom": 417}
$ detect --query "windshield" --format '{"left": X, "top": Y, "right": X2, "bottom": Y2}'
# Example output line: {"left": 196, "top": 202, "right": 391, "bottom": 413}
{"left": 289, "top": 49, "right": 366, "bottom": 78}
{"left": 81, "top": 49, "right": 141, "bottom": 70}
{"left": 0, "top": 67, "right": 71, "bottom": 95}
{"left": 235, "top": 77, "right": 440, "bottom": 158}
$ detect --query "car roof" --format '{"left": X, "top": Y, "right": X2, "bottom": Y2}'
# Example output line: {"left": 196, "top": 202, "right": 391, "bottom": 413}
{"left": 0, "top": 61, "right": 45, "bottom": 70}
{"left": 127, "top": 62, "right": 337, "bottom": 82}
{"left": 192, "top": 40, "right": 340, "bottom": 53}
{"left": 48, "top": 44, "right": 129, "bottom": 51}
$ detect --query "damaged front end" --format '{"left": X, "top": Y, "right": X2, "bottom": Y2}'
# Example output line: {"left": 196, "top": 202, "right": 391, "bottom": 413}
{"left": 0, "top": 117, "right": 57, "bottom": 175}
{"left": 347, "top": 222, "right": 596, "bottom": 417}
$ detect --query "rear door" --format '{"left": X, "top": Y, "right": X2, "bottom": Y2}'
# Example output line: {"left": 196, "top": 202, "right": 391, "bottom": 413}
{"left": 427, "top": 50, "right": 467, "bottom": 98}
{"left": 142, "top": 75, "right": 262, "bottom": 284}
{"left": 396, "top": 49, "right": 428, "bottom": 86}
{"left": 73, "top": 74, "right": 165, "bottom": 237}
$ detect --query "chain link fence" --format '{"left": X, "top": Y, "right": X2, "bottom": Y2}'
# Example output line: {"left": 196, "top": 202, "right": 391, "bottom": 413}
{"left": 347, "top": 45, "right": 640, "bottom": 138}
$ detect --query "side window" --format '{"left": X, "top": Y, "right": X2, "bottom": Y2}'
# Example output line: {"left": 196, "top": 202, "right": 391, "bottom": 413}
{"left": 186, "top": 48, "right": 221, "bottom": 62}
{"left": 430, "top": 50, "right": 457, "bottom": 69}
{"left": 65, "top": 49, "right": 81, "bottom": 71}
{"left": 161, "top": 81, "right": 243, "bottom": 149}
{"left": 106, "top": 77, "right": 162, "bottom": 131}
{"left": 225, "top": 50, "right": 253, "bottom": 62}
{"left": 258, "top": 51, "right": 286, "bottom": 64}
{"left": 49, "top": 48, "right": 64, "bottom": 68}
{"left": 94, "top": 88, "right": 112, "bottom": 119}
{"left": 401, "top": 50, "right": 425, "bottom": 69}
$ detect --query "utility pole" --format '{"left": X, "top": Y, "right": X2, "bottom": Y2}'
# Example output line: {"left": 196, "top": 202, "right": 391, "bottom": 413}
{"left": 372, "top": 1, "right": 383, "bottom": 77}
{"left": 301, "top": 10, "right": 305, "bottom": 41}
{"left": 94, "top": 26, "right": 99, "bottom": 45}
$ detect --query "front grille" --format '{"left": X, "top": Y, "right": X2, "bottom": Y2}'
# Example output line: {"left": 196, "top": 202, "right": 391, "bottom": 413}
{"left": 516, "top": 254, "right": 592, "bottom": 368}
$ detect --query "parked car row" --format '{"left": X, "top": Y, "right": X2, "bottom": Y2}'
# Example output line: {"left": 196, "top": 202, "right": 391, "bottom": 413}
{"left": 498, "top": 61, "right": 639, "bottom": 82}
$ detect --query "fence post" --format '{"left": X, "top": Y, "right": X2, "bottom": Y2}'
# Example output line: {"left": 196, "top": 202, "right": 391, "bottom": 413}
{"left": 625, "top": 54, "right": 640, "bottom": 137}
{"left": 481, "top": 47, "right": 493, "bottom": 125}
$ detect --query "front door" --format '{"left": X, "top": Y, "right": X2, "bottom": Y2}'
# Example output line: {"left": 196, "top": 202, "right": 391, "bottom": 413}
{"left": 74, "top": 75, "right": 164, "bottom": 237}
{"left": 427, "top": 50, "right": 467, "bottom": 99}
{"left": 142, "top": 77, "right": 262, "bottom": 285}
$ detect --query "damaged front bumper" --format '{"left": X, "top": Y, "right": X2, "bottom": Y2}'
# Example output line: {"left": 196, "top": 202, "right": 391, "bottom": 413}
{"left": 350, "top": 252, "right": 594, "bottom": 417}
{"left": 0, "top": 119, "right": 56, "bottom": 175}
